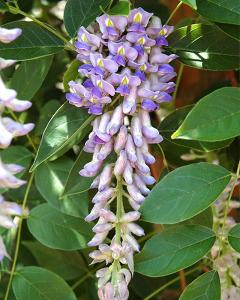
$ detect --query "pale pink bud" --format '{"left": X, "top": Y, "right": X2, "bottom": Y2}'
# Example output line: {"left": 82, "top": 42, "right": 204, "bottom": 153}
{"left": 127, "top": 223, "right": 145, "bottom": 236}
{"left": 0, "top": 236, "right": 10, "bottom": 261}
{"left": 124, "top": 234, "right": 140, "bottom": 252}
{"left": 114, "top": 150, "right": 127, "bottom": 177}
{"left": 100, "top": 209, "right": 117, "bottom": 223}
{"left": 107, "top": 105, "right": 123, "bottom": 136}
{"left": 92, "top": 187, "right": 115, "bottom": 204}
{"left": 98, "top": 165, "right": 112, "bottom": 192}
{"left": 128, "top": 197, "right": 141, "bottom": 211}
{"left": 121, "top": 211, "right": 140, "bottom": 223}
{"left": 88, "top": 231, "right": 109, "bottom": 247}
{"left": 97, "top": 140, "right": 113, "bottom": 161}
{"left": 0, "top": 27, "right": 22, "bottom": 43}
{"left": 123, "top": 162, "right": 133, "bottom": 185}
{"left": 98, "top": 282, "right": 114, "bottom": 300}
{"left": 136, "top": 148, "right": 150, "bottom": 174}
{"left": 114, "top": 125, "right": 128, "bottom": 153}
{"left": 85, "top": 203, "right": 103, "bottom": 222}
{"left": 126, "top": 134, "right": 137, "bottom": 162}
{"left": 127, "top": 184, "right": 145, "bottom": 204}
{"left": 134, "top": 174, "right": 150, "bottom": 195}
{"left": 0, "top": 215, "right": 16, "bottom": 229}
{"left": 90, "top": 175, "right": 100, "bottom": 189}
{"left": 92, "top": 223, "right": 113, "bottom": 233}
{"left": 131, "top": 116, "right": 143, "bottom": 147}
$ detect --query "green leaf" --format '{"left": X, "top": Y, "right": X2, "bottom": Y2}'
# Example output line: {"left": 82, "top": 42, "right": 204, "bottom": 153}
{"left": 35, "top": 100, "right": 61, "bottom": 136}
{"left": 168, "top": 24, "right": 240, "bottom": 70}
{"left": 109, "top": 1, "right": 131, "bottom": 16}
{"left": 35, "top": 158, "right": 89, "bottom": 218}
{"left": 23, "top": 241, "right": 86, "bottom": 280}
{"left": 172, "top": 88, "right": 240, "bottom": 142}
{"left": 10, "top": 56, "right": 53, "bottom": 100}
{"left": 63, "top": 60, "right": 81, "bottom": 92}
{"left": 31, "top": 102, "right": 93, "bottom": 171}
{"left": 0, "top": 21, "right": 64, "bottom": 61}
{"left": 64, "top": 0, "right": 111, "bottom": 37}
{"left": 179, "top": 271, "right": 221, "bottom": 300}
{"left": 135, "top": 225, "right": 216, "bottom": 277}
{"left": 140, "top": 163, "right": 231, "bottom": 224}
{"left": 196, "top": 0, "right": 240, "bottom": 25}
{"left": 63, "top": 150, "right": 93, "bottom": 197}
{"left": 181, "top": 0, "right": 197, "bottom": 10}
{"left": 27, "top": 203, "right": 92, "bottom": 250}
{"left": 0, "top": 0, "right": 8, "bottom": 12}
{"left": 228, "top": 224, "right": 240, "bottom": 253}
{"left": 216, "top": 23, "right": 240, "bottom": 41}
{"left": 0, "top": 146, "right": 33, "bottom": 171}
{"left": 13, "top": 266, "right": 77, "bottom": 300}
{"left": 160, "top": 105, "right": 233, "bottom": 151}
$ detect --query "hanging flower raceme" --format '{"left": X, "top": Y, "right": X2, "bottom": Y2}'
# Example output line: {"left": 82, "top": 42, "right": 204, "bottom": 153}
{"left": 66, "top": 7, "right": 176, "bottom": 299}
{"left": 0, "top": 27, "right": 32, "bottom": 262}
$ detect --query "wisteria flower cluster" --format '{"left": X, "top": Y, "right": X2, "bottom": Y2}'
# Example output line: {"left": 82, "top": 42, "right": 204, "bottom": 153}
{"left": 66, "top": 8, "right": 176, "bottom": 299}
{"left": 0, "top": 27, "right": 34, "bottom": 261}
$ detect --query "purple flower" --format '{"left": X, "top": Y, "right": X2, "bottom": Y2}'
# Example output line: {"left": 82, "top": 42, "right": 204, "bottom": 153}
{"left": 108, "top": 69, "right": 141, "bottom": 96}
{"left": 128, "top": 8, "right": 153, "bottom": 33}
{"left": 108, "top": 41, "right": 138, "bottom": 66}
{"left": 97, "top": 15, "right": 128, "bottom": 40}
{"left": 0, "top": 160, "right": 26, "bottom": 189}
{"left": 126, "top": 33, "right": 156, "bottom": 55}
{"left": 75, "top": 26, "right": 101, "bottom": 56}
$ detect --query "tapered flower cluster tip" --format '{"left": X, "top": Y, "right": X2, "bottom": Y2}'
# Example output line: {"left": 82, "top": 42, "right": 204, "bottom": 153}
{"left": 66, "top": 7, "right": 176, "bottom": 300}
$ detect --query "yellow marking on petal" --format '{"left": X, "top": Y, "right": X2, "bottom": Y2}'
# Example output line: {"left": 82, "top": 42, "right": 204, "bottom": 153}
{"left": 97, "top": 80, "right": 103, "bottom": 88}
{"left": 122, "top": 76, "right": 129, "bottom": 85}
{"left": 138, "top": 37, "right": 145, "bottom": 45}
{"left": 134, "top": 12, "right": 142, "bottom": 23}
{"left": 153, "top": 95, "right": 158, "bottom": 100}
{"left": 97, "top": 58, "right": 104, "bottom": 67}
{"left": 105, "top": 18, "right": 114, "bottom": 27}
{"left": 118, "top": 46, "right": 125, "bottom": 56}
{"left": 140, "top": 64, "right": 147, "bottom": 71}
{"left": 90, "top": 97, "right": 97, "bottom": 103}
{"left": 81, "top": 33, "right": 88, "bottom": 42}
{"left": 159, "top": 28, "right": 167, "bottom": 35}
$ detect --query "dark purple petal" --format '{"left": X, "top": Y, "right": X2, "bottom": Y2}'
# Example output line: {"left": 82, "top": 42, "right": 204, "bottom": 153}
{"left": 83, "top": 79, "right": 94, "bottom": 88}
{"left": 74, "top": 41, "right": 91, "bottom": 51}
{"left": 66, "top": 93, "right": 82, "bottom": 105}
{"left": 134, "top": 44, "right": 144, "bottom": 56}
{"left": 106, "top": 26, "right": 118, "bottom": 36}
{"left": 128, "top": 23, "right": 145, "bottom": 33}
{"left": 78, "top": 64, "right": 92, "bottom": 72}
{"left": 89, "top": 105, "right": 102, "bottom": 115}
{"left": 92, "top": 86, "right": 102, "bottom": 98}
{"left": 113, "top": 55, "right": 126, "bottom": 66}
{"left": 156, "top": 36, "right": 168, "bottom": 46}
{"left": 142, "top": 99, "right": 159, "bottom": 111}
{"left": 116, "top": 84, "right": 130, "bottom": 96}
{"left": 158, "top": 64, "right": 174, "bottom": 74}
{"left": 135, "top": 70, "right": 146, "bottom": 81}
{"left": 93, "top": 66, "right": 104, "bottom": 76}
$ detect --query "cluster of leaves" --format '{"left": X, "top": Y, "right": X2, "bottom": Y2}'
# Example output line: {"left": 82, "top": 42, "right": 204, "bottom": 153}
{"left": 0, "top": 0, "right": 240, "bottom": 299}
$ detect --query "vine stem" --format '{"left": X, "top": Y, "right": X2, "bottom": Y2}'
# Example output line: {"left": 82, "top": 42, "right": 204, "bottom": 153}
{"left": 172, "top": 63, "right": 184, "bottom": 107}
{"left": 144, "top": 265, "right": 201, "bottom": 300}
{"left": 8, "top": 5, "right": 75, "bottom": 51}
{"left": 221, "top": 161, "right": 240, "bottom": 238}
{"left": 4, "top": 172, "right": 35, "bottom": 300}
{"left": 165, "top": 1, "right": 183, "bottom": 25}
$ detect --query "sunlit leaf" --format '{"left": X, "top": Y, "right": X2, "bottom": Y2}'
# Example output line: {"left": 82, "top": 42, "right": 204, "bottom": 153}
{"left": 168, "top": 24, "right": 240, "bottom": 70}
{"left": 135, "top": 225, "right": 216, "bottom": 276}
{"left": 141, "top": 163, "right": 231, "bottom": 224}
{"left": 172, "top": 88, "right": 240, "bottom": 142}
